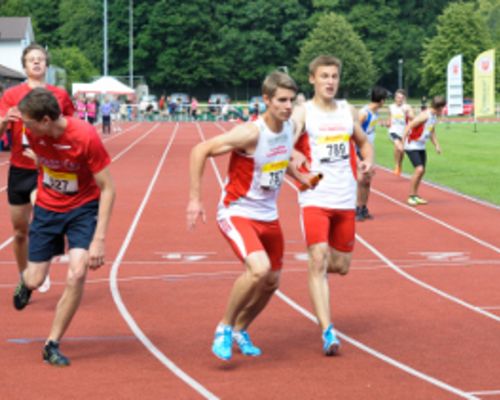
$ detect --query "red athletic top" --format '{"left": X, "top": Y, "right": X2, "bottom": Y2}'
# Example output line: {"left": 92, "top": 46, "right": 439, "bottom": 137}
{"left": 0, "top": 83, "right": 75, "bottom": 170}
{"left": 29, "top": 117, "right": 110, "bottom": 212}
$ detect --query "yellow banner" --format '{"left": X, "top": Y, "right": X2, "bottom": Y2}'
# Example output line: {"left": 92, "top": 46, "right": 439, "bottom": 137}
{"left": 474, "top": 49, "right": 496, "bottom": 118}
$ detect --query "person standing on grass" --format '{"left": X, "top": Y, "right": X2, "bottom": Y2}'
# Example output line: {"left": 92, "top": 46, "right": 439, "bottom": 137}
{"left": 388, "top": 89, "right": 414, "bottom": 176}
{"left": 398, "top": 95, "right": 445, "bottom": 206}
{"left": 187, "top": 71, "right": 316, "bottom": 361}
{"left": 13, "top": 88, "right": 115, "bottom": 367}
{"left": 356, "top": 86, "right": 388, "bottom": 221}
{"left": 292, "top": 55, "right": 374, "bottom": 356}
{"left": 0, "top": 44, "right": 75, "bottom": 295}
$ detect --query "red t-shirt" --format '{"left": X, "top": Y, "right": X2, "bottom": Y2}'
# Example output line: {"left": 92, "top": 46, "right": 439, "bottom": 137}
{"left": 0, "top": 83, "right": 75, "bottom": 170}
{"left": 30, "top": 117, "right": 111, "bottom": 212}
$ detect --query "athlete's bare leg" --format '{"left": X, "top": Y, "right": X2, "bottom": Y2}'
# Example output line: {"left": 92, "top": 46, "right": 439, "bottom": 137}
{"left": 307, "top": 243, "right": 332, "bottom": 331}
{"left": 409, "top": 165, "right": 425, "bottom": 196}
{"left": 47, "top": 248, "right": 88, "bottom": 342}
{"left": 220, "top": 251, "right": 272, "bottom": 327}
{"left": 234, "top": 270, "right": 280, "bottom": 331}
{"left": 9, "top": 204, "right": 32, "bottom": 275}
{"left": 393, "top": 141, "right": 404, "bottom": 173}
{"left": 327, "top": 248, "right": 352, "bottom": 275}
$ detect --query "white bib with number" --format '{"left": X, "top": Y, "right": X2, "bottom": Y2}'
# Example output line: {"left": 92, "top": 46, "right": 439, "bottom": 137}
{"left": 317, "top": 133, "right": 350, "bottom": 164}
{"left": 42, "top": 166, "right": 78, "bottom": 194}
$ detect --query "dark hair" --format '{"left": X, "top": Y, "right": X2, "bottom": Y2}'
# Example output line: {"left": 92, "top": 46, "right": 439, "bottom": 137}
{"left": 262, "top": 71, "right": 298, "bottom": 98}
{"left": 18, "top": 88, "right": 61, "bottom": 121}
{"left": 371, "top": 86, "right": 388, "bottom": 103}
{"left": 21, "top": 43, "right": 50, "bottom": 68}
{"left": 431, "top": 96, "right": 446, "bottom": 109}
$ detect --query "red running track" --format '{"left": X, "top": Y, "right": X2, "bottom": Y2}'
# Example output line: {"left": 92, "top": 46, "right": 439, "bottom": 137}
{"left": 0, "top": 121, "right": 499, "bottom": 400}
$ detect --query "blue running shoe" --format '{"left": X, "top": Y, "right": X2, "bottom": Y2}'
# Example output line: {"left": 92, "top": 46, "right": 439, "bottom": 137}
{"left": 233, "top": 330, "right": 262, "bottom": 357}
{"left": 212, "top": 325, "right": 233, "bottom": 361}
{"left": 322, "top": 324, "right": 340, "bottom": 356}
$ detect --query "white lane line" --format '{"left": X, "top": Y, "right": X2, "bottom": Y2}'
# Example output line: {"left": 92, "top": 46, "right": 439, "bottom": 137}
{"left": 376, "top": 165, "right": 500, "bottom": 211}
{"left": 0, "top": 123, "right": 160, "bottom": 253}
{"left": 371, "top": 188, "right": 500, "bottom": 255}
{"left": 468, "top": 390, "right": 500, "bottom": 396}
{"left": 202, "top": 123, "right": 477, "bottom": 399}
{"left": 356, "top": 234, "right": 500, "bottom": 323}
{"left": 276, "top": 291, "right": 478, "bottom": 400}
{"left": 109, "top": 123, "right": 219, "bottom": 400}
{"left": 479, "top": 306, "right": 500, "bottom": 311}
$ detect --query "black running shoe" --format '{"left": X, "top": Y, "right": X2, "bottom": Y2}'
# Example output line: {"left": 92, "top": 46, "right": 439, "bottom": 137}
{"left": 43, "top": 341, "right": 70, "bottom": 367}
{"left": 13, "top": 281, "right": 32, "bottom": 310}
{"left": 362, "top": 206, "right": 374, "bottom": 220}
{"left": 355, "top": 206, "right": 365, "bottom": 222}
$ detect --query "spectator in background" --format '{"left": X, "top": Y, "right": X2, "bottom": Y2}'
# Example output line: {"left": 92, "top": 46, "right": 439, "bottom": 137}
{"left": 191, "top": 97, "right": 199, "bottom": 120}
{"left": 86, "top": 97, "right": 97, "bottom": 125}
{"left": 100, "top": 97, "right": 112, "bottom": 135}
{"left": 76, "top": 95, "right": 86, "bottom": 121}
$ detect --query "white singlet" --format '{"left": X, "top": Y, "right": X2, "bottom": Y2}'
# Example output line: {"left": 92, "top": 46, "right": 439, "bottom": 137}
{"left": 217, "top": 117, "right": 294, "bottom": 221}
{"left": 404, "top": 110, "right": 437, "bottom": 151}
{"left": 297, "top": 100, "right": 357, "bottom": 210}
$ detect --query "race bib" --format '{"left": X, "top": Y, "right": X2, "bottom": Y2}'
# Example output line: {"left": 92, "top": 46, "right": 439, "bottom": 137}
{"left": 260, "top": 160, "right": 288, "bottom": 190}
{"left": 42, "top": 166, "right": 78, "bottom": 194}
{"left": 318, "top": 133, "right": 350, "bottom": 163}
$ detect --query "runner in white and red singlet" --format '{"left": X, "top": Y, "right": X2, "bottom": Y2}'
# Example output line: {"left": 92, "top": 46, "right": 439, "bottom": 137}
{"left": 0, "top": 44, "right": 75, "bottom": 294}
{"left": 399, "top": 95, "right": 446, "bottom": 206}
{"left": 187, "top": 71, "right": 315, "bottom": 361}
{"left": 292, "top": 55, "right": 374, "bottom": 356}
{"left": 388, "top": 89, "right": 414, "bottom": 176}
{"left": 13, "top": 88, "right": 115, "bottom": 367}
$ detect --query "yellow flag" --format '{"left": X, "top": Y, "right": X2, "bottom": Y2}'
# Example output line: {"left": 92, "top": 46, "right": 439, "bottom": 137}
{"left": 474, "top": 49, "right": 496, "bottom": 118}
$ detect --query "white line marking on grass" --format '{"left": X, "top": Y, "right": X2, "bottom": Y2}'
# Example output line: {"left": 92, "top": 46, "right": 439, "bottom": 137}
{"left": 109, "top": 123, "right": 219, "bottom": 400}
{"left": 372, "top": 188, "right": 500, "bottom": 255}
{"left": 203, "top": 124, "right": 477, "bottom": 399}
{"left": 356, "top": 234, "right": 500, "bottom": 323}
{"left": 275, "top": 291, "right": 478, "bottom": 400}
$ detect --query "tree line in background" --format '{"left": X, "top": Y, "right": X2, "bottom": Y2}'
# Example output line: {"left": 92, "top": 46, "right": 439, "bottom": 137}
{"left": 1, "top": 0, "right": 499, "bottom": 98}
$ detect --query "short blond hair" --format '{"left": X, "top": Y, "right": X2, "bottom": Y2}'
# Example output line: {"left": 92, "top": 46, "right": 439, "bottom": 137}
{"left": 262, "top": 71, "right": 298, "bottom": 99}
{"left": 309, "top": 55, "right": 342, "bottom": 76}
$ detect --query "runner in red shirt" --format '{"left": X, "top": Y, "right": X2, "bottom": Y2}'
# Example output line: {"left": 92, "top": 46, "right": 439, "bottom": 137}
{"left": 0, "top": 44, "right": 74, "bottom": 294}
{"left": 13, "top": 88, "right": 115, "bottom": 367}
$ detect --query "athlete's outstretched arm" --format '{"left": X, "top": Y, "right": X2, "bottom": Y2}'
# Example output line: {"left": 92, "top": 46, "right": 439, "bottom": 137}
{"left": 430, "top": 129, "right": 442, "bottom": 154}
{"left": 187, "top": 123, "right": 259, "bottom": 230}
{"left": 89, "top": 167, "right": 115, "bottom": 270}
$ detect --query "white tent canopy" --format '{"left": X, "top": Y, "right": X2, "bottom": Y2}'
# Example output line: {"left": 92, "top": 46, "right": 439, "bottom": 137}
{"left": 72, "top": 76, "right": 135, "bottom": 96}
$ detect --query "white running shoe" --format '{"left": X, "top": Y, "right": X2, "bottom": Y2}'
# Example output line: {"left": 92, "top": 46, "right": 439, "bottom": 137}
{"left": 38, "top": 275, "right": 51, "bottom": 293}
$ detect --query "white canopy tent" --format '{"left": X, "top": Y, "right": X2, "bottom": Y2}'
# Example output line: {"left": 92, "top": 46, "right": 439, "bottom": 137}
{"left": 72, "top": 76, "right": 135, "bottom": 96}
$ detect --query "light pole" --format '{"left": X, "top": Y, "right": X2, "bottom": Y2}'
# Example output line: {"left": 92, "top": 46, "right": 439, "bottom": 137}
{"left": 129, "top": 0, "right": 134, "bottom": 88}
{"left": 103, "top": 0, "right": 108, "bottom": 76}
{"left": 398, "top": 59, "right": 403, "bottom": 89}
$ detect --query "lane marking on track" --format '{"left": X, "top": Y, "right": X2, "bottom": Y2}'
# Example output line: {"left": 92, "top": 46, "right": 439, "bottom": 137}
{"left": 356, "top": 234, "right": 500, "bottom": 323}
{"left": 468, "top": 390, "right": 500, "bottom": 396}
{"left": 204, "top": 123, "right": 478, "bottom": 400}
{"left": 0, "top": 123, "right": 159, "bottom": 253}
{"left": 371, "top": 188, "right": 500, "bottom": 255}
{"left": 376, "top": 164, "right": 500, "bottom": 211}
{"left": 109, "top": 123, "right": 219, "bottom": 400}
{"left": 276, "top": 291, "right": 478, "bottom": 400}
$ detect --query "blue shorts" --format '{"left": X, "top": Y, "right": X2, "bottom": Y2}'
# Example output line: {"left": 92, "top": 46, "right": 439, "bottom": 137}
{"left": 29, "top": 200, "right": 99, "bottom": 262}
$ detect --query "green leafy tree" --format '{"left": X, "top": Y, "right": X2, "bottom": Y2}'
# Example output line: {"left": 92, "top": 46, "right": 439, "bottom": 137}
{"left": 294, "top": 12, "right": 375, "bottom": 97}
{"left": 50, "top": 46, "right": 99, "bottom": 90}
{"left": 421, "top": 2, "right": 494, "bottom": 97}
{"left": 57, "top": 0, "right": 102, "bottom": 75}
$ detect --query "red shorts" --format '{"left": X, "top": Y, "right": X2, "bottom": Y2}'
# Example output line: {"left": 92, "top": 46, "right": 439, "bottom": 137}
{"left": 301, "top": 207, "right": 355, "bottom": 252}
{"left": 217, "top": 216, "right": 284, "bottom": 270}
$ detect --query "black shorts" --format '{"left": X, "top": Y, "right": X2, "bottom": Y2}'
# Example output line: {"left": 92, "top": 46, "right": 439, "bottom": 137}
{"left": 8, "top": 165, "right": 38, "bottom": 205}
{"left": 405, "top": 150, "right": 427, "bottom": 168}
{"left": 29, "top": 200, "right": 99, "bottom": 262}
{"left": 389, "top": 132, "right": 402, "bottom": 142}
{"left": 102, "top": 115, "right": 111, "bottom": 126}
